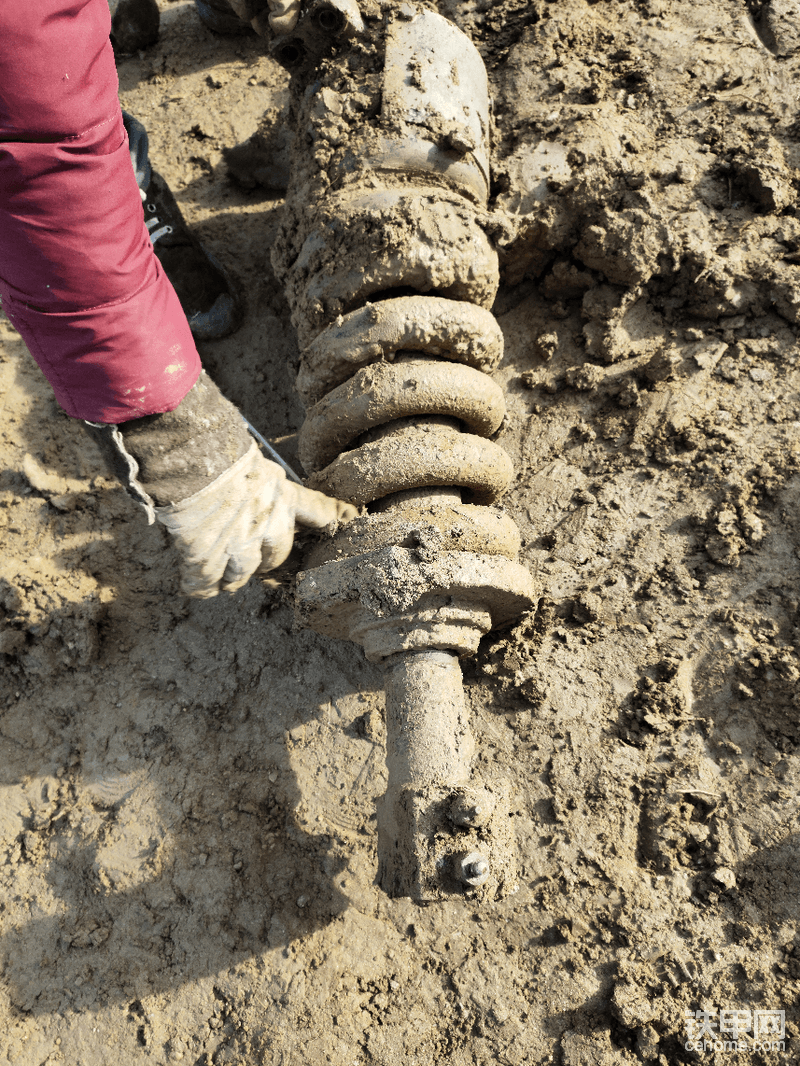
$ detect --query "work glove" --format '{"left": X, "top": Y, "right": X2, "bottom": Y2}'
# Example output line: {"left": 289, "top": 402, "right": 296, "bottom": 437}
{"left": 225, "top": 0, "right": 301, "bottom": 34}
{"left": 154, "top": 440, "right": 354, "bottom": 597}
{"left": 87, "top": 372, "right": 356, "bottom": 598}
{"left": 266, "top": 0, "right": 301, "bottom": 33}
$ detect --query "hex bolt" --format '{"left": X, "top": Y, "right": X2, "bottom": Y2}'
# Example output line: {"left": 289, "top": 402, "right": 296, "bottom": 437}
{"left": 456, "top": 851, "right": 490, "bottom": 887}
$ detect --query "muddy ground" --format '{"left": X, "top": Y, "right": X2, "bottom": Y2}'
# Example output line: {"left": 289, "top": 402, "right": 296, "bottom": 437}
{"left": 2, "top": 0, "right": 800, "bottom": 1062}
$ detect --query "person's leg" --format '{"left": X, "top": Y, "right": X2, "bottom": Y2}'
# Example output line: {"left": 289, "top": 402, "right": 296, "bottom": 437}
{"left": 108, "top": 0, "right": 159, "bottom": 52}
{"left": 194, "top": 0, "right": 252, "bottom": 34}
{"left": 123, "top": 112, "right": 243, "bottom": 341}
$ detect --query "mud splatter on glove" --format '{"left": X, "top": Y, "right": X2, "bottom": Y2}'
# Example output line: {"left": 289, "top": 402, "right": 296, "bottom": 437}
{"left": 266, "top": 0, "right": 301, "bottom": 33}
{"left": 86, "top": 372, "right": 355, "bottom": 597}
{"left": 225, "top": 0, "right": 301, "bottom": 34}
{"left": 154, "top": 440, "right": 354, "bottom": 597}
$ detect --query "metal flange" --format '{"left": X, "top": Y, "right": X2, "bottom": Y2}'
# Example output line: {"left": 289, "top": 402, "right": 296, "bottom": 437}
{"left": 377, "top": 779, "right": 518, "bottom": 902}
{"left": 295, "top": 547, "right": 537, "bottom": 661}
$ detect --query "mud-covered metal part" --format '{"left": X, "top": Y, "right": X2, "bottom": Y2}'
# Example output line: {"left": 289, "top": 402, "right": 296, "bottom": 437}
{"left": 296, "top": 296, "right": 504, "bottom": 404}
{"left": 298, "top": 358, "right": 507, "bottom": 473}
{"left": 273, "top": 4, "right": 536, "bottom": 901}
{"left": 456, "top": 851, "right": 490, "bottom": 888}
{"left": 449, "top": 789, "right": 495, "bottom": 828}
{"left": 268, "top": 0, "right": 364, "bottom": 67}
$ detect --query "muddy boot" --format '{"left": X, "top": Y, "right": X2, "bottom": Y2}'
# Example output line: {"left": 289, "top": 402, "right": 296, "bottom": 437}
{"left": 109, "top": 0, "right": 160, "bottom": 53}
{"left": 141, "top": 172, "right": 244, "bottom": 340}
{"left": 194, "top": 0, "right": 253, "bottom": 34}
{"left": 124, "top": 112, "right": 243, "bottom": 341}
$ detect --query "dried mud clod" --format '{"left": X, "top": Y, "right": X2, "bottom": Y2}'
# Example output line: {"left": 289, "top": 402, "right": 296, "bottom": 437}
{"left": 749, "top": 0, "right": 800, "bottom": 56}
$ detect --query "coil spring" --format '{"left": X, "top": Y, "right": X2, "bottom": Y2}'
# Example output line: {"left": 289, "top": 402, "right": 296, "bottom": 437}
{"left": 297, "top": 293, "right": 513, "bottom": 509}
{"left": 273, "top": 5, "right": 519, "bottom": 563}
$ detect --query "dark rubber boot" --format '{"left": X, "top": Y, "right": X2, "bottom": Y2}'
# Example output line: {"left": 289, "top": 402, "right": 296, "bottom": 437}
{"left": 123, "top": 112, "right": 243, "bottom": 341}
{"left": 142, "top": 172, "right": 244, "bottom": 341}
{"left": 109, "top": 0, "right": 160, "bottom": 53}
{"left": 194, "top": 0, "right": 252, "bottom": 34}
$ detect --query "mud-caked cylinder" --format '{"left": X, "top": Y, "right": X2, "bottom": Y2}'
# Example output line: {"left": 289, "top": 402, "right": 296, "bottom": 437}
{"left": 272, "top": 3, "right": 536, "bottom": 900}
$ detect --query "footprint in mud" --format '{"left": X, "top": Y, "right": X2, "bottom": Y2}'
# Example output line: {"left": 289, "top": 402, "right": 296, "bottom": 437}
{"left": 748, "top": 0, "right": 800, "bottom": 56}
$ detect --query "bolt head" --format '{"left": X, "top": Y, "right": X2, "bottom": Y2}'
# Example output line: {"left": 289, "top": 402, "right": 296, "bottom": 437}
{"left": 455, "top": 850, "right": 490, "bottom": 887}
{"left": 448, "top": 790, "right": 494, "bottom": 828}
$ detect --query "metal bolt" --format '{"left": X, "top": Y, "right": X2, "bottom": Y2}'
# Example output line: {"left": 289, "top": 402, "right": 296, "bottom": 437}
{"left": 455, "top": 851, "right": 490, "bottom": 887}
{"left": 450, "top": 799, "right": 482, "bottom": 827}
{"left": 449, "top": 790, "right": 494, "bottom": 828}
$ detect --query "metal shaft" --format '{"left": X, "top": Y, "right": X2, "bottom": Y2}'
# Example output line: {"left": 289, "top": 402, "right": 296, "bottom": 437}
{"left": 378, "top": 650, "right": 477, "bottom": 898}
{"left": 383, "top": 650, "right": 473, "bottom": 790}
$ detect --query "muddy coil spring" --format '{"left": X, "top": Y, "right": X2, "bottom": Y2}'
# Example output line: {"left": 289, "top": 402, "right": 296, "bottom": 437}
{"left": 297, "top": 294, "right": 512, "bottom": 509}
{"left": 272, "top": 4, "right": 537, "bottom": 901}
{"left": 271, "top": 4, "right": 523, "bottom": 564}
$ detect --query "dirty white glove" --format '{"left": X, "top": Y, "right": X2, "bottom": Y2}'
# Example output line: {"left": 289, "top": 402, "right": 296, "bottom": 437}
{"left": 267, "top": 0, "right": 301, "bottom": 33}
{"left": 226, "top": 0, "right": 300, "bottom": 34}
{"left": 154, "top": 441, "right": 355, "bottom": 598}
{"left": 85, "top": 374, "right": 355, "bottom": 599}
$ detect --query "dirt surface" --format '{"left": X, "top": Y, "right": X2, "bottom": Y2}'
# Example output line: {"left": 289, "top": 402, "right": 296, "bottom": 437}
{"left": 2, "top": 0, "right": 800, "bottom": 1062}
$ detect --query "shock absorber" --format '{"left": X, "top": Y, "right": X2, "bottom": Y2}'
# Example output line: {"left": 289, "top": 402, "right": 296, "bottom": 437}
{"left": 271, "top": 3, "right": 536, "bottom": 900}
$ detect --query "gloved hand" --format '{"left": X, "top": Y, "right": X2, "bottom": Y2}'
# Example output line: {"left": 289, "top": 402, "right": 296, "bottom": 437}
{"left": 155, "top": 440, "right": 355, "bottom": 598}
{"left": 225, "top": 0, "right": 301, "bottom": 34}
{"left": 86, "top": 372, "right": 356, "bottom": 599}
{"left": 266, "top": 0, "right": 301, "bottom": 33}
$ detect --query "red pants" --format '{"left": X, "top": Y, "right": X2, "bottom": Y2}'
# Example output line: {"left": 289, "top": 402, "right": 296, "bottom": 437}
{"left": 0, "top": 0, "right": 200, "bottom": 422}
